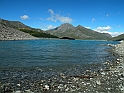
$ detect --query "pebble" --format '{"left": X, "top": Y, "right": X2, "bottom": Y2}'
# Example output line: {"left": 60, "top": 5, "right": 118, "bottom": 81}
{"left": 96, "top": 80, "right": 101, "bottom": 85}
{"left": 101, "top": 72, "right": 106, "bottom": 75}
{"left": 15, "top": 90, "right": 21, "bottom": 93}
{"left": 17, "top": 84, "right": 21, "bottom": 87}
{"left": 44, "top": 85, "right": 49, "bottom": 90}
{"left": 0, "top": 41, "right": 123, "bottom": 93}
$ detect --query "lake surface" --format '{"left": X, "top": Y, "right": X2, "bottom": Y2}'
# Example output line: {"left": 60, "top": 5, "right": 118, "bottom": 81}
{"left": 0, "top": 39, "right": 119, "bottom": 72}
{"left": 0, "top": 39, "right": 121, "bottom": 92}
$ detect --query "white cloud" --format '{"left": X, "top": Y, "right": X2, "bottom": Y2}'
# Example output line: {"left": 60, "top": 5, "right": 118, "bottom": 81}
{"left": 40, "top": 24, "right": 56, "bottom": 31}
{"left": 21, "top": 15, "right": 29, "bottom": 20}
{"left": 46, "top": 9, "right": 73, "bottom": 23}
{"left": 85, "top": 26, "right": 91, "bottom": 29}
{"left": 92, "top": 18, "right": 95, "bottom": 22}
{"left": 107, "top": 32, "right": 122, "bottom": 37}
{"left": 47, "top": 25, "right": 56, "bottom": 29}
{"left": 95, "top": 26, "right": 111, "bottom": 32}
{"left": 48, "top": 9, "right": 54, "bottom": 15}
{"left": 56, "top": 15, "right": 73, "bottom": 23}
{"left": 94, "top": 26, "right": 122, "bottom": 37}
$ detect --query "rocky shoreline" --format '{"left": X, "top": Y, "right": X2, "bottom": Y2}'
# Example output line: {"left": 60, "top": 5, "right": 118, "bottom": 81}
{"left": 0, "top": 41, "right": 124, "bottom": 93}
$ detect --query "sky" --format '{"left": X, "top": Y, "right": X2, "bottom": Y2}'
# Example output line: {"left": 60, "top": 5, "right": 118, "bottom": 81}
{"left": 0, "top": 0, "right": 124, "bottom": 36}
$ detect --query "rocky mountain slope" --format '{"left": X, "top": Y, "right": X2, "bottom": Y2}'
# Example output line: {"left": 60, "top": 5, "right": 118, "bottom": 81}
{"left": 0, "top": 18, "right": 114, "bottom": 40}
{"left": 0, "top": 24, "right": 37, "bottom": 40}
{"left": 46, "top": 23, "right": 112, "bottom": 40}
{"left": 0, "top": 18, "right": 58, "bottom": 40}
{"left": 111, "top": 33, "right": 124, "bottom": 41}
{"left": 0, "top": 18, "right": 37, "bottom": 40}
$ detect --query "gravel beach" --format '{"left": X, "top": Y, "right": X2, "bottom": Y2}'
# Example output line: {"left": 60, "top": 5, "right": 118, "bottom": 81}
{"left": 0, "top": 41, "right": 124, "bottom": 93}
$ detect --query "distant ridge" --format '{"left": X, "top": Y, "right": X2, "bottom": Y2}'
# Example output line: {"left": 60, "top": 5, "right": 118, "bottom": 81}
{"left": 111, "top": 33, "right": 124, "bottom": 41}
{"left": 46, "top": 23, "right": 112, "bottom": 40}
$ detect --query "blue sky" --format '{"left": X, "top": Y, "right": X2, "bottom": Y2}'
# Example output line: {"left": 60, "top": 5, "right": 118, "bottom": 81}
{"left": 0, "top": 0, "right": 124, "bottom": 36}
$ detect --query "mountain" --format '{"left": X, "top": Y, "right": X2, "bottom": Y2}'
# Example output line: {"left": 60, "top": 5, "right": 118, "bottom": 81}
{"left": 0, "top": 23, "right": 37, "bottom": 40}
{"left": 111, "top": 33, "right": 124, "bottom": 41}
{"left": 46, "top": 23, "right": 112, "bottom": 40}
{"left": 0, "top": 18, "right": 58, "bottom": 40}
{"left": 0, "top": 19, "right": 113, "bottom": 40}
{"left": 0, "top": 18, "right": 31, "bottom": 29}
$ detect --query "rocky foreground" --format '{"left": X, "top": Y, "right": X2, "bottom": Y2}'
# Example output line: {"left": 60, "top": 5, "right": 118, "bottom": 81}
{"left": 0, "top": 24, "right": 37, "bottom": 40}
{"left": 0, "top": 41, "right": 124, "bottom": 93}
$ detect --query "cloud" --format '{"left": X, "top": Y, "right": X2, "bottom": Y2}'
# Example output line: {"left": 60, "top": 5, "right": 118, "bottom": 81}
{"left": 40, "top": 24, "right": 56, "bottom": 31}
{"left": 95, "top": 26, "right": 111, "bottom": 32}
{"left": 48, "top": 9, "right": 54, "bottom": 15}
{"left": 39, "top": 18, "right": 44, "bottom": 20}
{"left": 92, "top": 18, "right": 95, "bottom": 22}
{"left": 47, "top": 25, "right": 56, "bottom": 29}
{"left": 107, "top": 32, "right": 122, "bottom": 37}
{"left": 46, "top": 9, "right": 73, "bottom": 23}
{"left": 21, "top": 15, "right": 29, "bottom": 20}
{"left": 106, "top": 14, "right": 109, "bottom": 17}
{"left": 85, "top": 26, "right": 91, "bottom": 29}
{"left": 94, "top": 26, "right": 122, "bottom": 37}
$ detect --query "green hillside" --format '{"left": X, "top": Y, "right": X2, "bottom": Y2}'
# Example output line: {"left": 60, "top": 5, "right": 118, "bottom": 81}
{"left": 19, "top": 29, "right": 58, "bottom": 38}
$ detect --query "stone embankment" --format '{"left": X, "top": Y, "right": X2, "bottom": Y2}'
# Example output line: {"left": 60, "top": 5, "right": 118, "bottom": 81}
{"left": 0, "top": 24, "right": 38, "bottom": 40}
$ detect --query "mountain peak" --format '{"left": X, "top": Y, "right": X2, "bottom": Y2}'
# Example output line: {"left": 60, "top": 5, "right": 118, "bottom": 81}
{"left": 77, "top": 25, "right": 88, "bottom": 29}
{"left": 59, "top": 23, "right": 74, "bottom": 28}
{"left": 47, "top": 23, "right": 112, "bottom": 40}
{"left": 77, "top": 25, "right": 82, "bottom": 28}
{"left": 54, "top": 23, "right": 75, "bottom": 31}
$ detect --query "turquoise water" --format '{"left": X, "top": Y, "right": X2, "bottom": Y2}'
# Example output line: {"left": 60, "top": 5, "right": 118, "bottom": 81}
{"left": 0, "top": 39, "right": 119, "bottom": 71}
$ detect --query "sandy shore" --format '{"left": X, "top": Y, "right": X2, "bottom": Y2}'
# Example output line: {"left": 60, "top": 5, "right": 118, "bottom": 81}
{"left": 0, "top": 41, "right": 124, "bottom": 93}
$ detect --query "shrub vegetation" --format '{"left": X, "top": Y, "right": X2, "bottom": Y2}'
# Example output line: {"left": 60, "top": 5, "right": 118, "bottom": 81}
{"left": 19, "top": 29, "right": 58, "bottom": 38}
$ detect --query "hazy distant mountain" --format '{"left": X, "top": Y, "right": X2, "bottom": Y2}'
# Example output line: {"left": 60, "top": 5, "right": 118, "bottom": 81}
{"left": 46, "top": 23, "right": 112, "bottom": 40}
{"left": 111, "top": 33, "right": 124, "bottom": 41}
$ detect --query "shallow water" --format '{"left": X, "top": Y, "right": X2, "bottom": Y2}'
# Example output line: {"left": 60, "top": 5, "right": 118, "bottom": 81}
{"left": 0, "top": 39, "right": 119, "bottom": 71}
{"left": 0, "top": 39, "right": 121, "bottom": 92}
